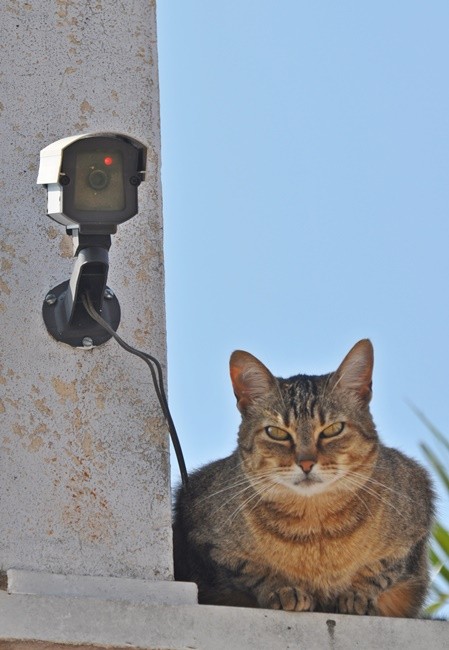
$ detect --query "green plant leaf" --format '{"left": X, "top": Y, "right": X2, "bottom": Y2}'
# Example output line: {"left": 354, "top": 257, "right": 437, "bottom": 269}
{"left": 420, "top": 442, "right": 449, "bottom": 493}
{"left": 433, "top": 523, "right": 449, "bottom": 560}
{"left": 429, "top": 547, "right": 449, "bottom": 585}
{"left": 426, "top": 598, "right": 449, "bottom": 616}
{"left": 411, "top": 405, "right": 449, "bottom": 454}
{"left": 413, "top": 407, "right": 449, "bottom": 616}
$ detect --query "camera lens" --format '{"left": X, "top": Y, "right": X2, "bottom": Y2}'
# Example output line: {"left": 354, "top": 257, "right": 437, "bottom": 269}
{"left": 88, "top": 169, "right": 109, "bottom": 191}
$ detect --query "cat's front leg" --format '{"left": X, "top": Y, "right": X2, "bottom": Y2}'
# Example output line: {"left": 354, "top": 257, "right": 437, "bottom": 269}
{"left": 267, "top": 586, "right": 316, "bottom": 612}
{"left": 336, "top": 556, "right": 410, "bottom": 616}
{"left": 336, "top": 589, "right": 377, "bottom": 615}
{"left": 255, "top": 583, "right": 316, "bottom": 612}
{"left": 225, "top": 557, "right": 316, "bottom": 612}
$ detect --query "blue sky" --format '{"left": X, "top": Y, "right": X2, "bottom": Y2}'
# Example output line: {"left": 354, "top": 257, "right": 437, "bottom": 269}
{"left": 156, "top": 1, "right": 449, "bottom": 528}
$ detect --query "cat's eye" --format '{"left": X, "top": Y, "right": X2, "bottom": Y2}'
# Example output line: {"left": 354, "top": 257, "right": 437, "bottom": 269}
{"left": 265, "top": 426, "right": 291, "bottom": 441}
{"left": 320, "top": 422, "right": 345, "bottom": 438}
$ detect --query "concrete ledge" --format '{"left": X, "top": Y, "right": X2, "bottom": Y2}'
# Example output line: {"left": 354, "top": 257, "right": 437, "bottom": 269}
{"left": 7, "top": 570, "right": 197, "bottom": 607}
{"left": 0, "top": 591, "right": 447, "bottom": 650}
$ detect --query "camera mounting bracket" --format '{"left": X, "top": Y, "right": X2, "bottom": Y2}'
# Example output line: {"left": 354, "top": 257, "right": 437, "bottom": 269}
{"left": 42, "top": 235, "right": 120, "bottom": 348}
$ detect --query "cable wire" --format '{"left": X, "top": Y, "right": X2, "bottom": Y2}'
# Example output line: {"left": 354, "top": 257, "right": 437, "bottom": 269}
{"left": 82, "top": 292, "right": 189, "bottom": 488}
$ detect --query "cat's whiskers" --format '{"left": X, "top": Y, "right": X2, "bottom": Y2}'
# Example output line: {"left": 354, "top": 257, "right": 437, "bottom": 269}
{"left": 341, "top": 478, "right": 375, "bottom": 518}
{"left": 199, "top": 471, "right": 277, "bottom": 518}
{"left": 195, "top": 473, "right": 267, "bottom": 504}
{"left": 341, "top": 472, "right": 407, "bottom": 520}
{"left": 255, "top": 465, "right": 411, "bottom": 519}
{"left": 348, "top": 469, "right": 415, "bottom": 502}
{"left": 334, "top": 461, "right": 417, "bottom": 504}
{"left": 226, "top": 480, "right": 276, "bottom": 524}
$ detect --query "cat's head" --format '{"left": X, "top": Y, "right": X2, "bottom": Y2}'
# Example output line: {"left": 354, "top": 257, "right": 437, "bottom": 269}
{"left": 229, "top": 340, "right": 378, "bottom": 497}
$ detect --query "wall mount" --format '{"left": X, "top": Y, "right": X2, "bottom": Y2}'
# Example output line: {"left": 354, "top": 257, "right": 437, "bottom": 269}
{"left": 42, "top": 235, "right": 120, "bottom": 348}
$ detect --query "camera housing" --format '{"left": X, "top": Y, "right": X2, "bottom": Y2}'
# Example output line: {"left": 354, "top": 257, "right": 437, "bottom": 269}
{"left": 37, "top": 132, "right": 147, "bottom": 235}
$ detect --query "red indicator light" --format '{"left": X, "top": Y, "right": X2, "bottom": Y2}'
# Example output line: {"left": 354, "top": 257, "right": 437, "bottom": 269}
{"left": 103, "top": 156, "right": 113, "bottom": 166}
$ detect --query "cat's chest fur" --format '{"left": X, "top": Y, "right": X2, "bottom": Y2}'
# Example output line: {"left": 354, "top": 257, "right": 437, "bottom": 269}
{"left": 206, "top": 469, "right": 392, "bottom": 595}
{"left": 238, "top": 492, "right": 388, "bottom": 592}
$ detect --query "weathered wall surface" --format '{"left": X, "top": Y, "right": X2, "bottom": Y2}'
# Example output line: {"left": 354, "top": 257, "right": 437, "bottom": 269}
{"left": 0, "top": 0, "right": 172, "bottom": 579}
{"left": 0, "top": 592, "right": 448, "bottom": 650}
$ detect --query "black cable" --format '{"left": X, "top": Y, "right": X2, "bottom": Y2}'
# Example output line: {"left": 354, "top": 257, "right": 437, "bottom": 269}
{"left": 81, "top": 292, "right": 189, "bottom": 489}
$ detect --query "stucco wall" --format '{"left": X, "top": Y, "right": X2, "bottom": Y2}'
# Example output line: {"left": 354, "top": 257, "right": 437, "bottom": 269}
{"left": 0, "top": 0, "right": 172, "bottom": 579}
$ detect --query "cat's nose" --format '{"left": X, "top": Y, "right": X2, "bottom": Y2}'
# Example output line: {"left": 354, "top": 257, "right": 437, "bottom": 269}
{"left": 298, "top": 458, "right": 316, "bottom": 474}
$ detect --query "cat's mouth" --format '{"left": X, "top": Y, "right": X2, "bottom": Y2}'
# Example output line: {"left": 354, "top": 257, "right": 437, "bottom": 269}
{"left": 292, "top": 475, "right": 323, "bottom": 486}
{"left": 272, "top": 468, "right": 339, "bottom": 495}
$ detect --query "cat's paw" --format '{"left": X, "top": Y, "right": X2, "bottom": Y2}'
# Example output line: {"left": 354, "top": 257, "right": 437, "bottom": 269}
{"left": 337, "top": 590, "right": 377, "bottom": 616}
{"left": 266, "top": 587, "right": 315, "bottom": 612}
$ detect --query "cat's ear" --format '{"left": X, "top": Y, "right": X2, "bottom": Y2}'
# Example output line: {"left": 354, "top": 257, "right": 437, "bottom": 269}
{"left": 230, "top": 351, "right": 278, "bottom": 413}
{"left": 332, "top": 339, "right": 374, "bottom": 401}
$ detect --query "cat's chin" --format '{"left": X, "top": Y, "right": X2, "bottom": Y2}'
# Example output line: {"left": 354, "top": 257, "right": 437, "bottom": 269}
{"left": 291, "top": 481, "right": 329, "bottom": 497}
{"left": 274, "top": 475, "right": 333, "bottom": 497}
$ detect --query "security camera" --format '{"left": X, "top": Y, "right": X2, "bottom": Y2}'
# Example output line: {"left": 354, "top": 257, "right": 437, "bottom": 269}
{"left": 38, "top": 132, "right": 147, "bottom": 348}
{"left": 37, "top": 132, "right": 147, "bottom": 235}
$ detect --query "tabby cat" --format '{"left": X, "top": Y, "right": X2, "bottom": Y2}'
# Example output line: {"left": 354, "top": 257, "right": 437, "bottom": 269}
{"left": 174, "top": 340, "right": 434, "bottom": 617}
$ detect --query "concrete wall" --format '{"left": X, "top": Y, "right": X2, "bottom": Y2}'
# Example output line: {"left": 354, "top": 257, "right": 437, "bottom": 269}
{"left": 0, "top": 591, "right": 447, "bottom": 650}
{"left": 0, "top": 0, "right": 172, "bottom": 580}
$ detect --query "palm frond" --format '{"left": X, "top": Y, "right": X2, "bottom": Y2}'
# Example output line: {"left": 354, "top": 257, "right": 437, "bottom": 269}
{"left": 412, "top": 406, "right": 449, "bottom": 616}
